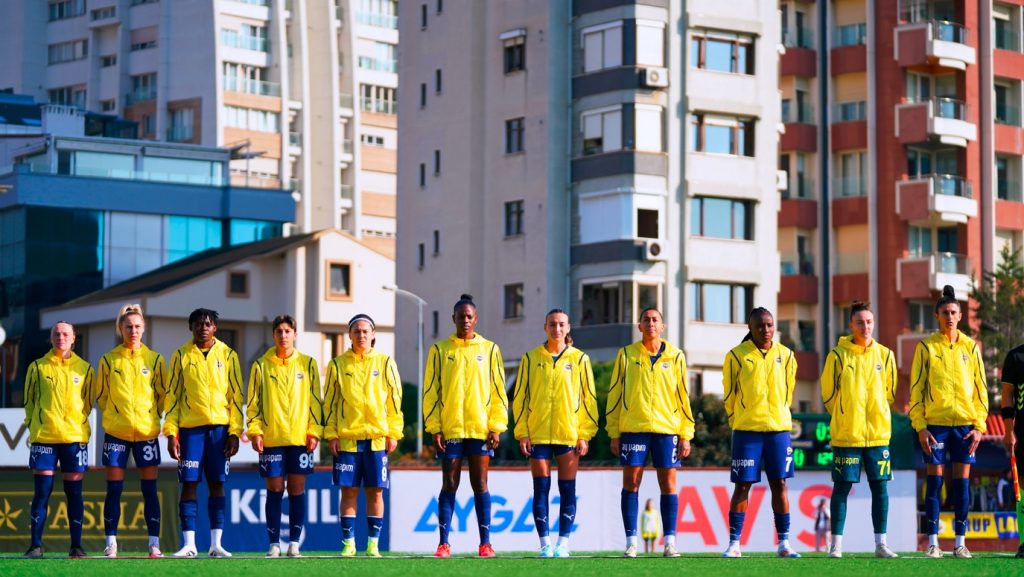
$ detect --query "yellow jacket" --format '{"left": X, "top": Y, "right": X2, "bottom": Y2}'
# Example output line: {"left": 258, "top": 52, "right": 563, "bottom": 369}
{"left": 722, "top": 340, "right": 796, "bottom": 432}
{"left": 605, "top": 340, "right": 695, "bottom": 440}
{"left": 163, "top": 338, "right": 244, "bottom": 437}
{"left": 909, "top": 330, "right": 988, "bottom": 433}
{"left": 820, "top": 336, "right": 897, "bottom": 447}
{"left": 512, "top": 345, "right": 599, "bottom": 445}
{"left": 423, "top": 333, "right": 509, "bottom": 439}
{"left": 24, "top": 349, "right": 94, "bottom": 444}
{"left": 96, "top": 344, "right": 167, "bottom": 442}
{"left": 323, "top": 348, "right": 403, "bottom": 452}
{"left": 245, "top": 348, "right": 324, "bottom": 447}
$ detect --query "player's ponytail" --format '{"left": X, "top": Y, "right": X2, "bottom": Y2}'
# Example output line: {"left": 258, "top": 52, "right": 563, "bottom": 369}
{"left": 934, "top": 284, "right": 959, "bottom": 313}
{"left": 454, "top": 293, "right": 476, "bottom": 312}
{"left": 115, "top": 303, "right": 144, "bottom": 338}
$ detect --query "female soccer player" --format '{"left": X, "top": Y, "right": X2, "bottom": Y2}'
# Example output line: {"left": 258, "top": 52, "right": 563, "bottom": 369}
{"left": 820, "top": 301, "right": 898, "bottom": 558}
{"left": 999, "top": 335, "right": 1024, "bottom": 558}
{"left": 911, "top": 285, "right": 988, "bottom": 559}
{"left": 640, "top": 499, "right": 661, "bottom": 554}
{"left": 606, "top": 307, "right": 694, "bottom": 558}
{"left": 96, "top": 305, "right": 167, "bottom": 558}
{"left": 423, "top": 294, "right": 508, "bottom": 558}
{"left": 722, "top": 307, "right": 799, "bottom": 559}
{"left": 23, "top": 321, "right": 94, "bottom": 558}
{"left": 246, "top": 315, "right": 323, "bottom": 558}
{"left": 323, "top": 313, "right": 403, "bottom": 558}
{"left": 164, "top": 308, "right": 243, "bottom": 557}
{"left": 512, "top": 309, "right": 597, "bottom": 558}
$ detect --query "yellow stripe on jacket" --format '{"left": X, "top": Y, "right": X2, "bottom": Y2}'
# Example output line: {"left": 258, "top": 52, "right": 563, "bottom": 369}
{"left": 423, "top": 333, "right": 508, "bottom": 440}
{"left": 722, "top": 340, "right": 796, "bottom": 432}
{"left": 245, "top": 347, "right": 324, "bottom": 448}
{"left": 605, "top": 340, "right": 694, "bottom": 440}
{"left": 24, "top": 349, "right": 94, "bottom": 444}
{"left": 322, "top": 347, "right": 403, "bottom": 452}
{"left": 512, "top": 345, "right": 598, "bottom": 445}
{"left": 97, "top": 344, "right": 167, "bottom": 442}
{"left": 820, "top": 336, "right": 897, "bottom": 447}
{"left": 163, "top": 338, "right": 243, "bottom": 437}
{"left": 908, "top": 330, "right": 988, "bottom": 433}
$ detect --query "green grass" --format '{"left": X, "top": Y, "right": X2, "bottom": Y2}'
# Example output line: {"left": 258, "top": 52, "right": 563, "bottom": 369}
{"left": 0, "top": 552, "right": 1021, "bottom": 577}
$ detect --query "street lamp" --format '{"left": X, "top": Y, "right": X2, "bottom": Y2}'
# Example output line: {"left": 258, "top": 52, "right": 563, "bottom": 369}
{"left": 382, "top": 284, "right": 426, "bottom": 457}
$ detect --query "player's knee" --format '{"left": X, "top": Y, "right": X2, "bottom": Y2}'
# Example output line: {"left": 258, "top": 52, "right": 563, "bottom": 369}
{"left": 208, "top": 481, "right": 225, "bottom": 497}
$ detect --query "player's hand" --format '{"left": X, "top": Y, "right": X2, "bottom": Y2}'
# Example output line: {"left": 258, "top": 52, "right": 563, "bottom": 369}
{"left": 167, "top": 435, "right": 180, "bottom": 460}
{"left": 329, "top": 438, "right": 340, "bottom": 457}
{"left": 385, "top": 437, "right": 398, "bottom": 454}
{"left": 918, "top": 429, "right": 937, "bottom": 457}
{"left": 251, "top": 434, "right": 264, "bottom": 454}
{"left": 610, "top": 438, "right": 620, "bottom": 457}
{"left": 306, "top": 435, "right": 319, "bottom": 453}
{"left": 1005, "top": 428, "right": 1016, "bottom": 454}
{"left": 434, "top": 432, "right": 445, "bottom": 453}
{"left": 680, "top": 439, "right": 692, "bottom": 459}
{"left": 225, "top": 434, "right": 240, "bottom": 457}
{"left": 487, "top": 431, "right": 500, "bottom": 450}
{"left": 576, "top": 439, "right": 589, "bottom": 457}
{"left": 964, "top": 429, "right": 982, "bottom": 455}
{"left": 519, "top": 437, "right": 532, "bottom": 457}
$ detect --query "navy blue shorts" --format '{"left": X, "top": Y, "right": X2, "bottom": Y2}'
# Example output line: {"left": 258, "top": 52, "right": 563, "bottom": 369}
{"left": 177, "top": 425, "right": 229, "bottom": 483}
{"left": 333, "top": 440, "right": 389, "bottom": 488}
{"left": 619, "top": 433, "right": 680, "bottom": 468}
{"left": 530, "top": 444, "right": 575, "bottom": 460}
{"left": 259, "top": 446, "right": 314, "bottom": 478}
{"left": 730, "top": 430, "right": 794, "bottom": 483}
{"left": 102, "top": 434, "right": 161, "bottom": 468}
{"left": 924, "top": 425, "right": 977, "bottom": 465}
{"left": 438, "top": 438, "right": 493, "bottom": 460}
{"left": 29, "top": 443, "right": 88, "bottom": 473}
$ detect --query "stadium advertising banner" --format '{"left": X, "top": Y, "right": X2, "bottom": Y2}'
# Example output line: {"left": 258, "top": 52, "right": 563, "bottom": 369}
{"left": 389, "top": 469, "right": 917, "bottom": 553}
{"left": 938, "top": 512, "right": 1019, "bottom": 540}
{"left": 0, "top": 408, "right": 98, "bottom": 467}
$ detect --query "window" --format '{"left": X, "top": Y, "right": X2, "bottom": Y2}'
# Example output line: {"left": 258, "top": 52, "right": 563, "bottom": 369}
{"left": 360, "top": 134, "right": 385, "bottom": 147}
{"left": 360, "top": 84, "right": 397, "bottom": 114}
{"left": 635, "top": 105, "right": 663, "bottom": 152}
{"left": 908, "top": 301, "right": 938, "bottom": 333}
{"left": 48, "top": 86, "right": 86, "bottom": 109}
{"left": 433, "top": 230, "right": 440, "bottom": 254}
{"left": 223, "top": 106, "right": 280, "bottom": 132}
{"left": 504, "top": 283, "right": 525, "bottom": 319}
{"left": 505, "top": 200, "right": 524, "bottom": 236}
{"left": 48, "top": 40, "right": 88, "bottom": 65}
{"left": 421, "top": 3, "right": 427, "bottom": 28}
{"left": 129, "top": 27, "right": 159, "bottom": 52}
{"left": 435, "top": 69, "right": 442, "bottom": 93}
{"left": 221, "top": 25, "right": 269, "bottom": 52}
{"left": 582, "top": 22, "right": 623, "bottom": 73}
{"left": 418, "top": 243, "right": 425, "bottom": 268}
{"left": 169, "top": 108, "right": 194, "bottom": 142}
{"left": 691, "top": 197, "right": 752, "bottom": 240}
{"left": 581, "top": 107, "right": 621, "bottom": 155}
{"left": 503, "top": 35, "right": 526, "bottom": 73}
{"left": 436, "top": 0, "right": 443, "bottom": 13}
{"left": 101, "top": 54, "right": 117, "bottom": 67}
{"left": 433, "top": 150, "right": 441, "bottom": 175}
{"left": 835, "top": 100, "right": 866, "bottom": 122}
{"left": 636, "top": 20, "right": 665, "bottom": 66}
{"left": 834, "top": 23, "right": 867, "bottom": 47}
{"left": 101, "top": 99, "right": 116, "bottom": 112}
{"left": 689, "top": 282, "right": 753, "bottom": 323}
{"left": 129, "top": 73, "right": 157, "bottom": 104}
{"left": 637, "top": 209, "right": 659, "bottom": 239}
{"left": 995, "top": 6, "right": 1017, "bottom": 51}
{"left": 505, "top": 117, "right": 524, "bottom": 153}
{"left": 690, "top": 30, "right": 754, "bottom": 74}
{"left": 49, "top": 0, "right": 86, "bottom": 21}
{"left": 131, "top": 0, "right": 159, "bottom": 5}
{"left": 431, "top": 311, "right": 439, "bottom": 337}
{"left": 92, "top": 6, "right": 116, "bottom": 20}
{"left": 142, "top": 114, "right": 155, "bottom": 136}
{"left": 690, "top": 113, "right": 755, "bottom": 156}
{"left": 419, "top": 83, "right": 427, "bottom": 108}
{"left": 327, "top": 262, "right": 352, "bottom": 299}
{"left": 357, "top": 0, "right": 398, "bottom": 28}
{"left": 581, "top": 280, "right": 662, "bottom": 325}
{"left": 223, "top": 62, "right": 277, "bottom": 96}
{"left": 131, "top": 40, "right": 157, "bottom": 51}
{"left": 227, "top": 271, "right": 249, "bottom": 297}
{"left": 836, "top": 151, "right": 867, "bottom": 197}
{"left": 418, "top": 163, "right": 426, "bottom": 187}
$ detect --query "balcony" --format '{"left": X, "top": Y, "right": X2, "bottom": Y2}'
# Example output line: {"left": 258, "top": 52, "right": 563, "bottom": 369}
{"left": 833, "top": 176, "right": 866, "bottom": 198}
{"left": 894, "top": 20, "right": 975, "bottom": 70}
{"left": 221, "top": 32, "right": 269, "bottom": 53}
{"left": 166, "top": 126, "right": 194, "bottom": 142}
{"left": 782, "top": 175, "right": 814, "bottom": 200}
{"left": 356, "top": 11, "right": 398, "bottom": 29}
{"left": 780, "top": 101, "right": 817, "bottom": 152}
{"left": 897, "top": 252, "right": 972, "bottom": 300}
{"left": 781, "top": 29, "right": 816, "bottom": 77}
{"left": 223, "top": 76, "right": 280, "bottom": 97}
{"left": 895, "top": 174, "right": 976, "bottom": 223}
{"left": 778, "top": 196, "right": 817, "bottom": 229}
{"left": 288, "top": 131, "right": 302, "bottom": 147}
{"left": 339, "top": 92, "right": 354, "bottom": 110}
{"left": 340, "top": 184, "right": 354, "bottom": 208}
{"left": 124, "top": 89, "right": 156, "bottom": 105}
{"left": 357, "top": 57, "right": 397, "bottom": 74}
{"left": 360, "top": 97, "right": 396, "bottom": 115}
{"left": 895, "top": 97, "right": 976, "bottom": 147}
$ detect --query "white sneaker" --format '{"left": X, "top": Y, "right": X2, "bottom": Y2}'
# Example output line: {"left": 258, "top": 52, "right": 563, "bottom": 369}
{"left": 624, "top": 544, "right": 637, "bottom": 558}
{"left": 103, "top": 542, "right": 117, "bottom": 558}
{"left": 663, "top": 543, "right": 680, "bottom": 557}
{"left": 266, "top": 544, "right": 281, "bottom": 558}
{"left": 722, "top": 544, "right": 741, "bottom": 558}
{"left": 777, "top": 544, "right": 801, "bottom": 558}
{"left": 208, "top": 545, "right": 232, "bottom": 558}
{"left": 172, "top": 545, "right": 197, "bottom": 558}
{"left": 148, "top": 545, "right": 163, "bottom": 558}
{"left": 953, "top": 545, "right": 972, "bottom": 559}
{"left": 925, "top": 545, "right": 943, "bottom": 558}
{"left": 875, "top": 543, "right": 898, "bottom": 558}
{"left": 286, "top": 542, "right": 301, "bottom": 558}
{"left": 828, "top": 543, "right": 842, "bottom": 558}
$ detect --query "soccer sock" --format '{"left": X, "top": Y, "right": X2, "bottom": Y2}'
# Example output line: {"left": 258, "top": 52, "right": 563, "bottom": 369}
{"left": 557, "top": 535, "right": 569, "bottom": 548}
{"left": 437, "top": 490, "right": 455, "bottom": 545}
{"left": 955, "top": 534, "right": 965, "bottom": 548}
{"left": 474, "top": 491, "right": 492, "bottom": 546}
{"left": 341, "top": 515, "right": 356, "bottom": 543}
{"left": 874, "top": 533, "right": 885, "bottom": 546}
{"left": 660, "top": 494, "right": 678, "bottom": 537}
{"left": 266, "top": 490, "right": 284, "bottom": 545}
{"left": 773, "top": 512, "right": 791, "bottom": 546}
{"left": 665, "top": 534, "right": 676, "bottom": 548}
{"left": 30, "top": 474, "right": 54, "bottom": 547}
{"left": 104, "top": 480, "right": 124, "bottom": 537}
{"left": 621, "top": 490, "right": 639, "bottom": 537}
{"left": 289, "top": 492, "right": 306, "bottom": 542}
{"left": 532, "top": 477, "right": 551, "bottom": 538}
{"left": 869, "top": 480, "right": 889, "bottom": 535}
{"left": 211, "top": 528, "right": 223, "bottom": 549}
{"left": 830, "top": 481, "right": 852, "bottom": 535}
{"left": 209, "top": 495, "right": 226, "bottom": 530}
{"left": 952, "top": 478, "right": 969, "bottom": 538}
{"left": 728, "top": 511, "right": 745, "bottom": 545}
{"left": 1017, "top": 498, "right": 1024, "bottom": 545}
{"left": 557, "top": 479, "right": 577, "bottom": 538}
{"left": 141, "top": 479, "right": 160, "bottom": 537}
{"left": 924, "top": 475, "right": 943, "bottom": 536}
{"left": 928, "top": 533, "right": 938, "bottom": 547}
{"left": 833, "top": 534, "right": 843, "bottom": 549}
{"left": 64, "top": 479, "right": 84, "bottom": 547}
{"left": 180, "top": 499, "right": 198, "bottom": 532}
{"left": 367, "top": 516, "right": 383, "bottom": 544}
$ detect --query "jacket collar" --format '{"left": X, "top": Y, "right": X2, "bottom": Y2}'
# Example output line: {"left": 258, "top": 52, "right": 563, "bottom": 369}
{"left": 447, "top": 333, "right": 485, "bottom": 346}
{"left": 113, "top": 344, "right": 148, "bottom": 358}
{"left": 263, "top": 346, "right": 299, "bottom": 366}
{"left": 47, "top": 349, "right": 79, "bottom": 366}
{"left": 343, "top": 347, "right": 377, "bottom": 361}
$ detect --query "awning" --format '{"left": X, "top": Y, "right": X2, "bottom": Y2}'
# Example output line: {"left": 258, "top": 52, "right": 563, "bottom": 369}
{"left": 982, "top": 414, "right": 1005, "bottom": 441}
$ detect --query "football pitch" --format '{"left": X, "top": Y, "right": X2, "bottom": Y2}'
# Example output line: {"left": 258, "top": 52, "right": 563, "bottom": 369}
{"left": 0, "top": 552, "right": 1020, "bottom": 577}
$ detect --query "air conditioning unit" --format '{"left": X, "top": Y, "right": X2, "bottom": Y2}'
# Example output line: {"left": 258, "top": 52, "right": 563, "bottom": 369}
{"left": 283, "top": 222, "right": 301, "bottom": 237}
{"left": 641, "top": 67, "right": 669, "bottom": 88}
{"left": 643, "top": 239, "right": 668, "bottom": 261}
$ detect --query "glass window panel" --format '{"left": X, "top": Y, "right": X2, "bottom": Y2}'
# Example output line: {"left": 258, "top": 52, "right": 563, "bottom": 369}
{"left": 603, "top": 110, "right": 621, "bottom": 151}
{"left": 583, "top": 31, "right": 602, "bottom": 72}
{"left": 703, "top": 283, "right": 731, "bottom": 323}
{"left": 705, "top": 39, "right": 733, "bottom": 72}
{"left": 603, "top": 26, "right": 622, "bottom": 68}
{"left": 702, "top": 198, "right": 732, "bottom": 238}
{"left": 704, "top": 124, "right": 732, "bottom": 154}
{"left": 732, "top": 201, "right": 748, "bottom": 239}
{"left": 74, "top": 151, "right": 134, "bottom": 178}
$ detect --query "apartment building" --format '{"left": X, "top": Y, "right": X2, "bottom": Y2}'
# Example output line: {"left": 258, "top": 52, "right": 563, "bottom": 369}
{"left": 0, "top": 0, "right": 399, "bottom": 252}
{"left": 395, "top": 0, "right": 782, "bottom": 391}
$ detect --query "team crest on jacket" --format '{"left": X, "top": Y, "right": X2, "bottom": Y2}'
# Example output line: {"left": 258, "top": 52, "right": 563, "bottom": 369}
{"left": 961, "top": 353, "right": 969, "bottom": 362}
{"left": 216, "top": 360, "right": 224, "bottom": 369}
{"left": 476, "top": 355, "right": 484, "bottom": 362}
{"left": 661, "top": 362, "right": 670, "bottom": 369}
{"left": 875, "top": 363, "right": 882, "bottom": 372}
{"left": 775, "top": 356, "right": 783, "bottom": 364}
{"left": 372, "top": 369, "right": 380, "bottom": 378}
{"left": 72, "top": 375, "right": 81, "bottom": 385}
{"left": 141, "top": 366, "right": 150, "bottom": 376}
{"left": 563, "top": 363, "right": 572, "bottom": 371}
{"left": 296, "top": 372, "right": 305, "bottom": 381}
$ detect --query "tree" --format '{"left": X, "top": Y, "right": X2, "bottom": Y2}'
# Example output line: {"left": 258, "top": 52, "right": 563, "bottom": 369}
{"left": 970, "top": 243, "right": 1024, "bottom": 404}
